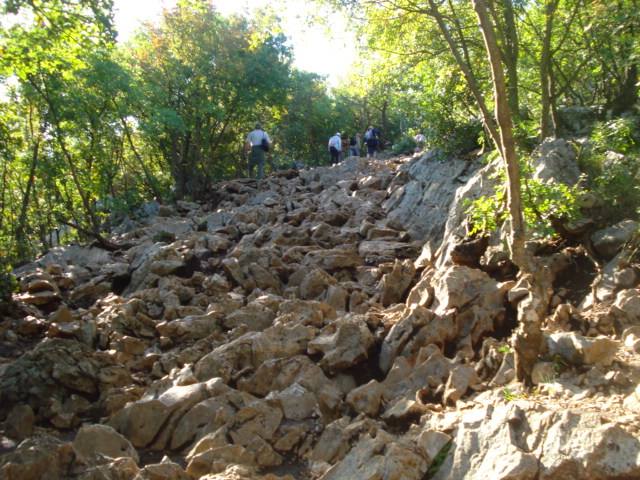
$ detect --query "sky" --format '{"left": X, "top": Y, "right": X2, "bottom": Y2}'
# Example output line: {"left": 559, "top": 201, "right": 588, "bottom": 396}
{"left": 112, "top": 0, "right": 356, "bottom": 85}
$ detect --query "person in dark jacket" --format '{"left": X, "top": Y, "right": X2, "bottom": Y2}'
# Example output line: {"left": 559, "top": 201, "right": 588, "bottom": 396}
{"left": 364, "top": 126, "right": 380, "bottom": 158}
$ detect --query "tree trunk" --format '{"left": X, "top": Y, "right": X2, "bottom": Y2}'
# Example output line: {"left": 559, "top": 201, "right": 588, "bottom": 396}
{"left": 540, "top": 0, "right": 559, "bottom": 139}
{"left": 427, "top": 0, "right": 503, "bottom": 155}
{"left": 487, "top": 0, "right": 521, "bottom": 117}
{"left": 472, "top": 0, "right": 551, "bottom": 385}
{"left": 16, "top": 135, "right": 41, "bottom": 258}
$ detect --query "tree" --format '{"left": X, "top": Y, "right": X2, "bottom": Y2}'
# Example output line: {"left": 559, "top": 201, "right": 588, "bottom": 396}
{"left": 125, "top": 0, "right": 292, "bottom": 198}
{"left": 0, "top": 0, "right": 163, "bottom": 260}
{"left": 472, "top": 0, "right": 553, "bottom": 385}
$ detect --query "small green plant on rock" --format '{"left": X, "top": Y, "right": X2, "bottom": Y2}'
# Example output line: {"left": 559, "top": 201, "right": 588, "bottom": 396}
{"left": 428, "top": 441, "right": 452, "bottom": 476}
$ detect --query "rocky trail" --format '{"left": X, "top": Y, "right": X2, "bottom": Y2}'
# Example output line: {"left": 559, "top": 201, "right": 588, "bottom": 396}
{"left": 2, "top": 141, "right": 640, "bottom": 480}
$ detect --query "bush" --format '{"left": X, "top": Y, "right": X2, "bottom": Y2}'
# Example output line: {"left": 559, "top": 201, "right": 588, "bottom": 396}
{"left": 392, "top": 135, "right": 417, "bottom": 155}
{"left": 0, "top": 263, "right": 17, "bottom": 313}
{"left": 425, "top": 119, "right": 482, "bottom": 156}
{"left": 464, "top": 156, "right": 584, "bottom": 239}
{"left": 590, "top": 116, "right": 639, "bottom": 154}
{"left": 577, "top": 115, "right": 640, "bottom": 222}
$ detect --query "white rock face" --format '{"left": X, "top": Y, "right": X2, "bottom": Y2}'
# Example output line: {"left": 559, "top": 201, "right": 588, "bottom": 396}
{"left": 3, "top": 148, "right": 640, "bottom": 480}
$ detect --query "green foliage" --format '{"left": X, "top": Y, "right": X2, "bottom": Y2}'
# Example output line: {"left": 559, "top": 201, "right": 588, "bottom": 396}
{"left": 392, "top": 135, "right": 417, "bottom": 155}
{"left": 552, "top": 354, "right": 568, "bottom": 373}
{"left": 464, "top": 189, "right": 507, "bottom": 237}
{"left": 429, "top": 120, "right": 483, "bottom": 156}
{"left": 0, "top": 263, "right": 17, "bottom": 313}
{"left": 501, "top": 388, "right": 517, "bottom": 401}
{"left": 590, "top": 117, "right": 639, "bottom": 154}
{"left": 427, "top": 442, "right": 452, "bottom": 476}
{"left": 521, "top": 177, "right": 583, "bottom": 239}
{"left": 578, "top": 115, "right": 640, "bottom": 222}
{"left": 125, "top": 2, "right": 294, "bottom": 197}
{"left": 465, "top": 156, "right": 584, "bottom": 240}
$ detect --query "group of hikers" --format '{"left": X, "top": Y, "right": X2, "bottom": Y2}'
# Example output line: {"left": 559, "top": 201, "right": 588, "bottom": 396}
{"left": 327, "top": 126, "right": 381, "bottom": 165}
{"left": 244, "top": 122, "right": 424, "bottom": 179}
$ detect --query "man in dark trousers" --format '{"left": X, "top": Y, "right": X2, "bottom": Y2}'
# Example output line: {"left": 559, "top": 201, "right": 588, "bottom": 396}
{"left": 244, "top": 123, "right": 270, "bottom": 179}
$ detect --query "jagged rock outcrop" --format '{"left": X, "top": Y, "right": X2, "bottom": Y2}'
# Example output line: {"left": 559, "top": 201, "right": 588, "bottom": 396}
{"left": 2, "top": 144, "right": 640, "bottom": 480}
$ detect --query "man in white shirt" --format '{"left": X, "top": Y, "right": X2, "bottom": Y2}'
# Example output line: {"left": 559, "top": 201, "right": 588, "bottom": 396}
{"left": 244, "top": 123, "right": 270, "bottom": 179}
{"left": 414, "top": 132, "right": 426, "bottom": 150}
{"left": 328, "top": 132, "right": 341, "bottom": 164}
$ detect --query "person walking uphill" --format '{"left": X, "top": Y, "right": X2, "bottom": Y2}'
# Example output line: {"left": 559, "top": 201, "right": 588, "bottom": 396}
{"left": 349, "top": 133, "right": 361, "bottom": 157}
{"left": 245, "top": 123, "right": 270, "bottom": 179}
{"left": 364, "top": 126, "right": 380, "bottom": 158}
{"left": 328, "top": 132, "right": 342, "bottom": 164}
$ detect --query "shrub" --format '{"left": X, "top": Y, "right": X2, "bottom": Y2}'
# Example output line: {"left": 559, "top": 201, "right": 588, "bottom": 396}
{"left": 392, "top": 135, "right": 417, "bottom": 155}
{"left": 577, "top": 115, "right": 640, "bottom": 222}
{"left": 465, "top": 156, "right": 584, "bottom": 239}
{"left": 0, "top": 263, "right": 17, "bottom": 313}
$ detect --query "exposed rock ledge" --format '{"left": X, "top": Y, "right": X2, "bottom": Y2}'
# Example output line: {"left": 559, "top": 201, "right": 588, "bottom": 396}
{"left": 2, "top": 142, "right": 640, "bottom": 480}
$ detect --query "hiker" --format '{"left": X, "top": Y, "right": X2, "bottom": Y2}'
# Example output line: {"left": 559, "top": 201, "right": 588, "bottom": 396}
{"left": 364, "top": 126, "right": 380, "bottom": 158}
{"left": 349, "top": 133, "right": 361, "bottom": 157}
{"left": 328, "top": 132, "right": 342, "bottom": 164}
{"left": 244, "top": 122, "right": 270, "bottom": 179}
{"left": 414, "top": 132, "right": 426, "bottom": 150}
{"left": 341, "top": 135, "right": 349, "bottom": 161}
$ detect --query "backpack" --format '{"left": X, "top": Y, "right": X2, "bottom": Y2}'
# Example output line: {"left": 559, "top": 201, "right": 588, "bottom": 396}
{"left": 349, "top": 136, "right": 357, "bottom": 146}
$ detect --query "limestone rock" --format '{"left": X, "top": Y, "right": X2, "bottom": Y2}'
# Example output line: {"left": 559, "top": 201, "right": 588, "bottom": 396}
{"left": 308, "top": 317, "right": 375, "bottom": 374}
{"left": 548, "top": 332, "right": 618, "bottom": 366}
{"left": 268, "top": 383, "right": 319, "bottom": 421}
{"left": 345, "top": 380, "right": 383, "bottom": 418}
{"left": 108, "top": 378, "right": 225, "bottom": 449}
{"left": 378, "top": 258, "right": 415, "bottom": 306}
{"left": 0, "top": 338, "right": 111, "bottom": 418}
{"left": 74, "top": 424, "right": 139, "bottom": 464}
{"left": 3, "top": 404, "right": 35, "bottom": 440}
{"left": 531, "top": 138, "right": 581, "bottom": 186}
{"left": 135, "top": 459, "right": 190, "bottom": 480}
{"left": 0, "top": 435, "right": 75, "bottom": 480}
{"left": 591, "top": 220, "right": 639, "bottom": 260}
{"left": 318, "top": 431, "right": 428, "bottom": 480}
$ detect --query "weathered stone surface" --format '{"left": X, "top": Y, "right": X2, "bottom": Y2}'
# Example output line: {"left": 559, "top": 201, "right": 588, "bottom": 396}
{"left": 345, "top": 380, "right": 383, "bottom": 417}
{"left": 194, "top": 324, "right": 318, "bottom": 382}
{"left": 308, "top": 317, "right": 375, "bottom": 374}
{"left": 537, "top": 410, "right": 640, "bottom": 479}
{"left": 80, "top": 457, "right": 139, "bottom": 480}
{"left": 0, "top": 435, "right": 75, "bottom": 480}
{"left": 548, "top": 332, "right": 619, "bottom": 366}
{"left": 136, "top": 459, "right": 190, "bottom": 480}
{"left": 156, "top": 314, "right": 222, "bottom": 342}
{"left": 431, "top": 266, "right": 506, "bottom": 316}
{"left": 431, "top": 403, "right": 542, "bottom": 480}
{"left": 0, "top": 338, "right": 111, "bottom": 418}
{"left": 530, "top": 138, "right": 581, "bottom": 186}
{"left": 74, "top": 424, "right": 139, "bottom": 464}
{"left": 378, "top": 258, "right": 415, "bottom": 306}
{"left": 237, "top": 355, "right": 329, "bottom": 397}
{"left": 591, "top": 219, "right": 639, "bottom": 260}
{"left": 108, "top": 378, "right": 225, "bottom": 449}
{"left": 379, "top": 306, "right": 438, "bottom": 373}
{"left": 4, "top": 151, "right": 639, "bottom": 480}
{"left": 318, "top": 431, "right": 428, "bottom": 480}
{"left": 3, "top": 404, "right": 35, "bottom": 440}
{"left": 268, "top": 383, "right": 319, "bottom": 420}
